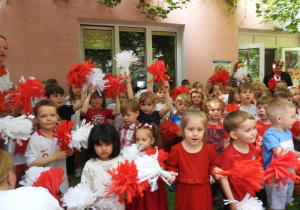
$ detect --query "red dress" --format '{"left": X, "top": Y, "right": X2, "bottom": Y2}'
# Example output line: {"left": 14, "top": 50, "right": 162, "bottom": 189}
{"left": 167, "top": 142, "right": 218, "bottom": 210}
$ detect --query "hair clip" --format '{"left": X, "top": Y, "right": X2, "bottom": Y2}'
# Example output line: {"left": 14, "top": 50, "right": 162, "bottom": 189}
{"left": 136, "top": 123, "right": 153, "bottom": 130}
{"left": 189, "top": 88, "right": 202, "bottom": 95}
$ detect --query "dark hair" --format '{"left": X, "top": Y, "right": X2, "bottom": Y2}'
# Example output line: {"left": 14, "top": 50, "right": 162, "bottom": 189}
{"left": 153, "top": 84, "right": 164, "bottom": 94}
{"left": 181, "top": 79, "right": 190, "bottom": 86}
{"left": 46, "top": 79, "right": 58, "bottom": 86}
{"left": 233, "top": 61, "right": 243, "bottom": 74}
{"left": 88, "top": 124, "right": 120, "bottom": 160}
{"left": 33, "top": 99, "right": 57, "bottom": 117}
{"left": 45, "top": 84, "right": 64, "bottom": 98}
{"left": 91, "top": 91, "right": 106, "bottom": 108}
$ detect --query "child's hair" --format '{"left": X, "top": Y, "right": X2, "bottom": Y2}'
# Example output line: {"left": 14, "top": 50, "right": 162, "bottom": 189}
{"left": 153, "top": 84, "right": 164, "bottom": 94}
{"left": 175, "top": 93, "right": 192, "bottom": 105}
{"left": 45, "top": 84, "right": 64, "bottom": 98}
{"left": 33, "top": 99, "right": 57, "bottom": 117}
{"left": 0, "top": 149, "right": 13, "bottom": 184}
{"left": 46, "top": 79, "right": 58, "bottom": 86}
{"left": 273, "top": 88, "right": 293, "bottom": 99}
{"left": 181, "top": 79, "right": 190, "bottom": 86}
{"left": 190, "top": 89, "right": 204, "bottom": 102}
{"left": 256, "top": 96, "right": 274, "bottom": 107}
{"left": 233, "top": 61, "right": 243, "bottom": 74}
{"left": 257, "top": 90, "right": 272, "bottom": 99}
{"left": 120, "top": 99, "right": 139, "bottom": 114}
{"left": 67, "top": 85, "right": 78, "bottom": 104}
{"left": 203, "top": 97, "right": 222, "bottom": 113}
{"left": 139, "top": 92, "right": 156, "bottom": 105}
{"left": 275, "top": 80, "right": 287, "bottom": 89}
{"left": 238, "top": 83, "right": 254, "bottom": 93}
{"left": 181, "top": 109, "right": 207, "bottom": 139}
{"left": 192, "top": 82, "right": 203, "bottom": 90}
{"left": 266, "top": 99, "right": 296, "bottom": 122}
{"left": 134, "top": 123, "right": 163, "bottom": 149}
{"left": 91, "top": 91, "right": 106, "bottom": 108}
{"left": 223, "top": 110, "right": 255, "bottom": 134}
{"left": 214, "top": 64, "right": 227, "bottom": 73}
{"left": 213, "top": 83, "right": 224, "bottom": 93}
{"left": 0, "top": 35, "right": 8, "bottom": 45}
{"left": 253, "top": 81, "right": 267, "bottom": 91}
{"left": 228, "top": 87, "right": 239, "bottom": 104}
{"left": 88, "top": 124, "right": 121, "bottom": 159}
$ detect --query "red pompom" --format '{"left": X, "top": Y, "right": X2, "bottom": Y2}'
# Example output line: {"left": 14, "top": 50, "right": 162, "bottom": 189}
{"left": 160, "top": 120, "right": 181, "bottom": 142}
{"left": 145, "top": 146, "right": 157, "bottom": 156}
{"left": 209, "top": 70, "right": 230, "bottom": 87}
{"left": 147, "top": 60, "right": 171, "bottom": 86}
{"left": 14, "top": 139, "right": 29, "bottom": 155}
{"left": 263, "top": 150, "right": 300, "bottom": 190}
{"left": 215, "top": 156, "right": 264, "bottom": 194}
{"left": 66, "top": 59, "right": 95, "bottom": 88}
{"left": 171, "top": 85, "right": 189, "bottom": 100}
{"left": 32, "top": 167, "right": 66, "bottom": 200}
{"left": 224, "top": 104, "right": 240, "bottom": 113}
{"left": 290, "top": 121, "right": 300, "bottom": 137}
{"left": 268, "top": 78, "right": 277, "bottom": 91}
{"left": 0, "top": 91, "right": 6, "bottom": 112}
{"left": 53, "top": 120, "right": 75, "bottom": 153}
{"left": 105, "top": 160, "right": 149, "bottom": 204}
{"left": 157, "top": 149, "right": 169, "bottom": 167}
{"left": 103, "top": 74, "right": 126, "bottom": 99}
{"left": 5, "top": 77, "right": 45, "bottom": 115}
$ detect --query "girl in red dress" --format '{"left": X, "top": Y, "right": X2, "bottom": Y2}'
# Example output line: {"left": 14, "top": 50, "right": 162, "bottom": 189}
{"left": 167, "top": 109, "right": 224, "bottom": 210}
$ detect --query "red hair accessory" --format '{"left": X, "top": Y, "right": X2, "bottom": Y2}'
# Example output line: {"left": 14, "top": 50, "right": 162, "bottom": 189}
{"left": 171, "top": 85, "right": 190, "bottom": 100}
{"left": 0, "top": 64, "right": 7, "bottom": 76}
{"left": 67, "top": 59, "right": 94, "bottom": 88}
{"left": 268, "top": 78, "right": 277, "bottom": 91}
{"left": 53, "top": 120, "right": 75, "bottom": 153}
{"left": 209, "top": 70, "right": 230, "bottom": 86}
{"left": 136, "top": 123, "right": 153, "bottom": 130}
{"left": 147, "top": 60, "right": 171, "bottom": 86}
{"left": 103, "top": 74, "right": 126, "bottom": 99}
{"left": 160, "top": 119, "right": 180, "bottom": 142}
{"left": 0, "top": 90, "right": 6, "bottom": 112}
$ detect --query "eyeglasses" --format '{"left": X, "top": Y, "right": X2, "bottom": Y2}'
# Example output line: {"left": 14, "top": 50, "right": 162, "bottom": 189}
{"left": 276, "top": 65, "right": 283, "bottom": 67}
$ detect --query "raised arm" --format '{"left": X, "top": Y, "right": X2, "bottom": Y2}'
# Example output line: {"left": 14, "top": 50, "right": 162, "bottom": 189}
{"left": 159, "top": 81, "right": 171, "bottom": 118}
{"left": 80, "top": 84, "right": 94, "bottom": 117}
{"left": 125, "top": 73, "right": 134, "bottom": 99}
{"left": 112, "top": 96, "right": 121, "bottom": 116}
{"left": 72, "top": 89, "right": 86, "bottom": 111}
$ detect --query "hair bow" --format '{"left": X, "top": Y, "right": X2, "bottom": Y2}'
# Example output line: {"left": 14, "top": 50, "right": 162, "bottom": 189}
{"left": 136, "top": 123, "right": 153, "bottom": 130}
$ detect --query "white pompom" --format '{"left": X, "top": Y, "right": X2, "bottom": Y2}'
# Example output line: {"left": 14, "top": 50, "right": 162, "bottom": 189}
{"left": 0, "top": 115, "right": 33, "bottom": 145}
{"left": 224, "top": 193, "right": 263, "bottom": 210}
{"left": 210, "top": 175, "right": 215, "bottom": 184}
{"left": 134, "top": 89, "right": 147, "bottom": 100}
{"left": 69, "top": 119, "right": 94, "bottom": 151}
{"left": 234, "top": 67, "right": 250, "bottom": 81}
{"left": 84, "top": 68, "right": 108, "bottom": 96}
{"left": 19, "top": 166, "right": 51, "bottom": 186}
{"left": 61, "top": 183, "right": 97, "bottom": 210}
{"left": 0, "top": 70, "right": 13, "bottom": 92}
{"left": 114, "top": 50, "right": 139, "bottom": 75}
{"left": 121, "top": 144, "right": 141, "bottom": 162}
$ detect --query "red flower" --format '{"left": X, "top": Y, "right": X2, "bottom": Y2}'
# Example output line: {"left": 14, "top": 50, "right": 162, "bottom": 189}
{"left": 209, "top": 70, "right": 230, "bottom": 87}
{"left": 160, "top": 120, "right": 181, "bottom": 142}
{"left": 0, "top": 91, "right": 6, "bottom": 112}
{"left": 171, "top": 85, "right": 189, "bottom": 100}
{"left": 224, "top": 104, "right": 240, "bottom": 113}
{"left": 147, "top": 60, "right": 171, "bottom": 86}
{"left": 53, "top": 120, "right": 75, "bottom": 153}
{"left": 66, "top": 59, "right": 94, "bottom": 88}
{"left": 105, "top": 160, "right": 149, "bottom": 204}
{"left": 268, "top": 78, "right": 277, "bottom": 91}
{"left": 103, "top": 74, "right": 126, "bottom": 99}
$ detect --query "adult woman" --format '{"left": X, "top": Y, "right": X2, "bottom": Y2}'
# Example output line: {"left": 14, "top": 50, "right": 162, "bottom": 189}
{"left": 0, "top": 150, "right": 62, "bottom": 209}
{"left": 228, "top": 61, "right": 251, "bottom": 87}
{"left": 0, "top": 35, "right": 13, "bottom": 92}
{"left": 204, "top": 64, "right": 228, "bottom": 96}
{"left": 263, "top": 59, "right": 293, "bottom": 87}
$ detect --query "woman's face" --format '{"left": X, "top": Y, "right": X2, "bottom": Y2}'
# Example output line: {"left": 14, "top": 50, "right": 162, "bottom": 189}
{"left": 0, "top": 38, "right": 8, "bottom": 65}
{"left": 274, "top": 61, "right": 284, "bottom": 73}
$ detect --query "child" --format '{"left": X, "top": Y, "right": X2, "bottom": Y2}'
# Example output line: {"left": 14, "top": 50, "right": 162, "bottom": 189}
{"left": 192, "top": 81, "right": 203, "bottom": 91}
{"left": 220, "top": 110, "right": 259, "bottom": 210}
{"left": 224, "top": 84, "right": 233, "bottom": 94}
{"left": 126, "top": 123, "right": 168, "bottom": 210}
{"left": 273, "top": 88, "right": 293, "bottom": 101}
{"left": 119, "top": 99, "right": 139, "bottom": 149}
{"left": 80, "top": 84, "right": 120, "bottom": 125}
{"left": 25, "top": 100, "right": 73, "bottom": 193}
{"left": 253, "top": 81, "right": 267, "bottom": 103}
{"left": 81, "top": 124, "right": 124, "bottom": 209}
{"left": 170, "top": 93, "right": 191, "bottom": 127}
{"left": 167, "top": 110, "right": 223, "bottom": 210}
{"left": 227, "top": 87, "right": 240, "bottom": 105}
{"left": 290, "top": 87, "right": 300, "bottom": 109}
{"left": 257, "top": 89, "right": 272, "bottom": 99}
{"left": 137, "top": 81, "right": 171, "bottom": 127}
{"left": 238, "top": 83, "right": 256, "bottom": 117}
{"left": 204, "top": 98, "right": 230, "bottom": 209}
{"left": 212, "top": 83, "right": 228, "bottom": 105}
{"left": 189, "top": 88, "right": 203, "bottom": 111}
{"left": 154, "top": 84, "right": 173, "bottom": 122}
{"left": 274, "top": 80, "right": 288, "bottom": 91}
{"left": 263, "top": 99, "right": 300, "bottom": 209}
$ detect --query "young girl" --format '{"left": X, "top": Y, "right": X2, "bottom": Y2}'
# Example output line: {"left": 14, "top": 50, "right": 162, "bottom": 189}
{"left": 227, "top": 87, "right": 240, "bottom": 105}
{"left": 0, "top": 35, "right": 13, "bottom": 92}
{"left": 81, "top": 124, "right": 124, "bottom": 209}
{"left": 192, "top": 82, "right": 203, "bottom": 92}
{"left": 253, "top": 81, "right": 267, "bottom": 103}
{"left": 212, "top": 83, "right": 228, "bottom": 106}
{"left": 126, "top": 123, "right": 168, "bottom": 210}
{"left": 167, "top": 110, "right": 223, "bottom": 210}
{"left": 189, "top": 88, "right": 203, "bottom": 111}
{"left": 137, "top": 81, "right": 171, "bottom": 127}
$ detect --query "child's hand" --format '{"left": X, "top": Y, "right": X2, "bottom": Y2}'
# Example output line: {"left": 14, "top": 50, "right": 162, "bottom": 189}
{"left": 163, "top": 81, "right": 169, "bottom": 91}
{"left": 88, "top": 84, "right": 95, "bottom": 95}
{"left": 53, "top": 149, "right": 67, "bottom": 160}
{"left": 166, "top": 176, "right": 175, "bottom": 185}
{"left": 121, "top": 192, "right": 127, "bottom": 198}
{"left": 67, "top": 149, "right": 74, "bottom": 157}
{"left": 124, "top": 73, "right": 131, "bottom": 83}
{"left": 212, "top": 167, "right": 224, "bottom": 180}
{"left": 230, "top": 202, "right": 237, "bottom": 210}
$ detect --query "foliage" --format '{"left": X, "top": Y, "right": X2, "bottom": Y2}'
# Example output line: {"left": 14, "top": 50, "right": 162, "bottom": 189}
{"left": 97, "top": 0, "right": 121, "bottom": 8}
{"left": 256, "top": 0, "right": 300, "bottom": 33}
{"left": 239, "top": 48, "right": 260, "bottom": 81}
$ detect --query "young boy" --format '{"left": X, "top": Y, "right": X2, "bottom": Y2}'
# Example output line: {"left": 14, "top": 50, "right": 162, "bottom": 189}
{"left": 220, "top": 110, "right": 259, "bottom": 210}
{"left": 263, "top": 99, "right": 300, "bottom": 209}
{"left": 25, "top": 100, "right": 73, "bottom": 193}
{"left": 273, "top": 88, "right": 293, "bottom": 101}
{"left": 238, "top": 83, "right": 256, "bottom": 117}
{"left": 170, "top": 93, "right": 191, "bottom": 127}
{"left": 119, "top": 99, "right": 139, "bottom": 149}
{"left": 274, "top": 80, "right": 288, "bottom": 91}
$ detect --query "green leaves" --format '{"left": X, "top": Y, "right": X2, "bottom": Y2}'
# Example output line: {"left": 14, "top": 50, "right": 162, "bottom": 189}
{"left": 97, "top": 0, "right": 121, "bottom": 8}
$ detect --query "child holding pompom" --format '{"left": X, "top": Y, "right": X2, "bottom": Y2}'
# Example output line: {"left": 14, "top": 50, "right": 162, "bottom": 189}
{"left": 211, "top": 83, "right": 228, "bottom": 106}
{"left": 81, "top": 123, "right": 125, "bottom": 209}
{"left": 167, "top": 110, "right": 223, "bottom": 210}
{"left": 126, "top": 123, "right": 169, "bottom": 210}
{"left": 189, "top": 88, "right": 203, "bottom": 111}
{"left": 154, "top": 84, "right": 173, "bottom": 123}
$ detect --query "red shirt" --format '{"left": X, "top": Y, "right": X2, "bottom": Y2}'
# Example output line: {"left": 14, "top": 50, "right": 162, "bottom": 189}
{"left": 255, "top": 121, "right": 271, "bottom": 161}
{"left": 80, "top": 108, "right": 114, "bottom": 125}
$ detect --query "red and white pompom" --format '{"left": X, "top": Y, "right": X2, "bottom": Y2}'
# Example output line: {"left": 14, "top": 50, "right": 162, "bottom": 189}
{"left": 83, "top": 68, "right": 108, "bottom": 97}
{"left": 171, "top": 85, "right": 190, "bottom": 100}
{"left": 0, "top": 90, "right": 6, "bottom": 112}
{"left": 224, "top": 193, "right": 263, "bottom": 210}
{"left": 19, "top": 166, "right": 52, "bottom": 187}
{"left": 147, "top": 60, "right": 171, "bottom": 86}
{"left": 53, "top": 120, "right": 75, "bottom": 153}
{"left": 234, "top": 66, "right": 250, "bottom": 81}
{"left": 67, "top": 59, "right": 95, "bottom": 88}
{"left": 69, "top": 119, "right": 94, "bottom": 151}
{"left": 160, "top": 120, "right": 181, "bottom": 142}
{"left": 103, "top": 74, "right": 126, "bottom": 99}
{"left": 114, "top": 50, "right": 139, "bottom": 75}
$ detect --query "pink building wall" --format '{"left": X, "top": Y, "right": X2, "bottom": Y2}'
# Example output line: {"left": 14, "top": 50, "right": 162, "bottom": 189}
{"left": 0, "top": 0, "right": 263, "bottom": 91}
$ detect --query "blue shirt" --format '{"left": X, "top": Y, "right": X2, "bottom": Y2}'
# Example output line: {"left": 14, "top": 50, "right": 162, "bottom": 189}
{"left": 170, "top": 114, "right": 181, "bottom": 127}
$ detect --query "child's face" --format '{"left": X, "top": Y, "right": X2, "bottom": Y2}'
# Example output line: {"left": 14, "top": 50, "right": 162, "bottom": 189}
{"left": 254, "top": 86, "right": 261, "bottom": 97}
{"left": 195, "top": 84, "right": 203, "bottom": 91}
{"left": 0, "top": 38, "right": 8, "bottom": 64}
{"left": 191, "top": 92, "right": 202, "bottom": 106}
{"left": 239, "top": 88, "right": 254, "bottom": 104}
{"left": 231, "top": 119, "right": 257, "bottom": 144}
{"left": 119, "top": 93, "right": 126, "bottom": 105}
{"left": 234, "top": 92, "right": 241, "bottom": 103}
{"left": 183, "top": 117, "right": 205, "bottom": 146}
{"left": 72, "top": 85, "right": 81, "bottom": 97}
{"left": 35, "top": 105, "right": 58, "bottom": 131}
{"left": 224, "top": 86, "right": 232, "bottom": 94}
{"left": 155, "top": 89, "right": 165, "bottom": 103}
{"left": 275, "top": 83, "right": 287, "bottom": 91}
{"left": 213, "top": 85, "right": 222, "bottom": 97}
{"left": 256, "top": 104, "right": 268, "bottom": 121}
{"left": 122, "top": 110, "right": 139, "bottom": 127}
{"left": 139, "top": 99, "right": 155, "bottom": 115}
{"left": 90, "top": 93, "right": 103, "bottom": 109}
{"left": 291, "top": 88, "right": 300, "bottom": 104}
{"left": 94, "top": 140, "right": 113, "bottom": 161}
{"left": 49, "top": 93, "right": 64, "bottom": 108}
{"left": 207, "top": 101, "right": 221, "bottom": 121}
{"left": 135, "top": 129, "right": 154, "bottom": 151}
{"left": 175, "top": 99, "right": 190, "bottom": 116}
{"left": 280, "top": 108, "right": 296, "bottom": 130}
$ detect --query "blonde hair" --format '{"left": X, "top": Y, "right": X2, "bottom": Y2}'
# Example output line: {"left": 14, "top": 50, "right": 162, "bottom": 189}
{"left": 213, "top": 83, "right": 224, "bottom": 93}
{"left": 214, "top": 65, "right": 227, "bottom": 74}
{"left": 266, "top": 99, "right": 296, "bottom": 122}
{"left": 223, "top": 110, "right": 255, "bottom": 134}
{"left": 203, "top": 97, "right": 222, "bottom": 113}
{"left": 181, "top": 110, "right": 207, "bottom": 139}
{"left": 0, "top": 150, "right": 14, "bottom": 185}
{"left": 258, "top": 90, "right": 272, "bottom": 99}
{"left": 253, "top": 81, "right": 267, "bottom": 91}
{"left": 238, "top": 83, "right": 254, "bottom": 93}
{"left": 134, "top": 123, "right": 163, "bottom": 149}
{"left": 175, "top": 93, "right": 191, "bottom": 105}
{"left": 139, "top": 92, "right": 156, "bottom": 105}
{"left": 273, "top": 88, "right": 293, "bottom": 99}
{"left": 120, "top": 99, "right": 139, "bottom": 114}
{"left": 192, "top": 82, "right": 203, "bottom": 90}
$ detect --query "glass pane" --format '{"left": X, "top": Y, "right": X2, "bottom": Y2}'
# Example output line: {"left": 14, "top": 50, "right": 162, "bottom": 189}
{"left": 83, "top": 29, "right": 113, "bottom": 74}
{"left": 284, "top": 50, "right": 300, "bottom": 85}
{"left": 238, "top": 48, "right": 260, "bottom": 81}
{"left": 119, "top": 27, "right": 146, "bottom": 93}
{"left": 152, "top": 32, "right": 176, "bottom": 87}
